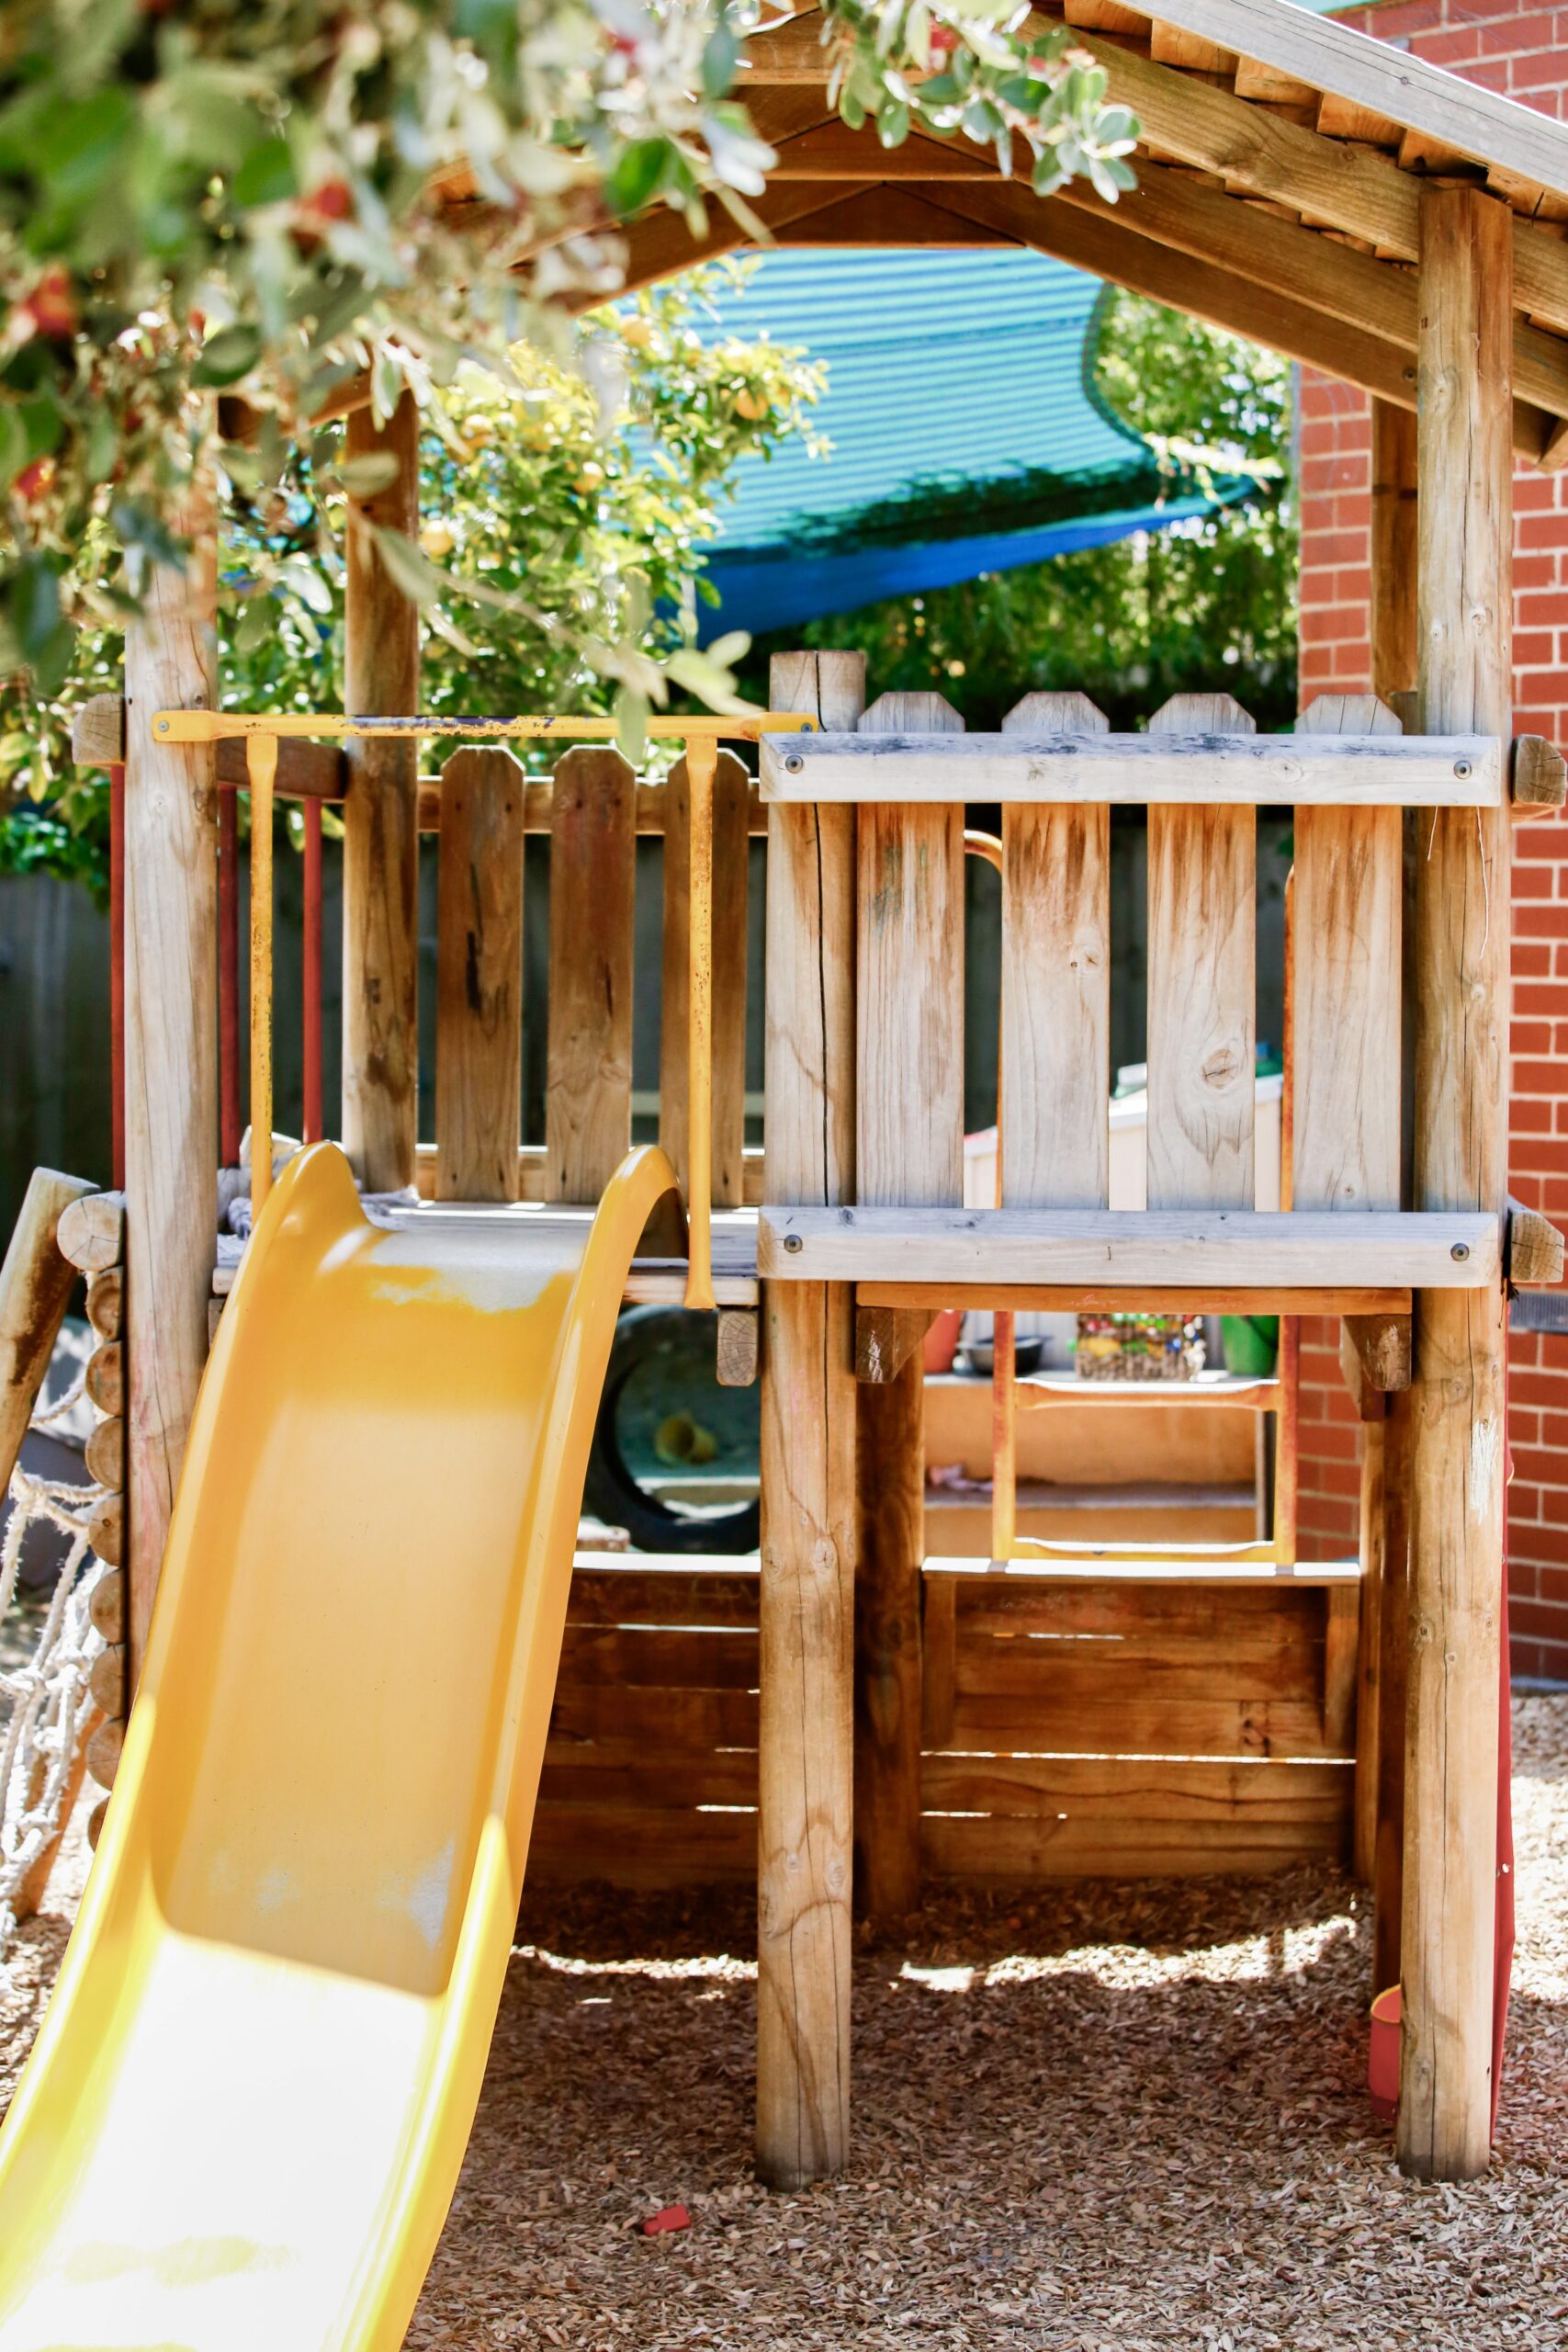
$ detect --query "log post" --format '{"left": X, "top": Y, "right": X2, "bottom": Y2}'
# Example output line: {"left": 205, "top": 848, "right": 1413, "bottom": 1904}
{"left": 758, "top": 648, "right": 862, "bottom": 2188}
{"left": 1401, "top": 185, "right": 1512, "bottom": 2181}
{"left": 123, "top": 474, "right": 218, "bottom": 1679}
{"left": 342, "top": 394, "right": 421, "bottom": 1191}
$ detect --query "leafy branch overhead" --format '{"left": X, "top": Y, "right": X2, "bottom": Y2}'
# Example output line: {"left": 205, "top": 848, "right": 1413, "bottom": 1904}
{"left": 0, "top": 1, "right": 1137, "bottom": 703}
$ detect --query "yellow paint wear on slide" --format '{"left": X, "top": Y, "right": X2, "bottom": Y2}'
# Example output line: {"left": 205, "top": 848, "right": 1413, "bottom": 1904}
{"left": 0, "top": 1139, "right": 681, "bottom": 2352}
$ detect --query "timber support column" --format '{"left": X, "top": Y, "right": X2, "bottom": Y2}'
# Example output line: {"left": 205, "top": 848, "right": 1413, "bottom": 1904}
{"left": 1402, "top": 185, "right": 1512, "bottom": 2181}
{"left": 123, "top": 475, "right": 218, "bottom": 1683}
{"left": 343, "top": 392, "right": 421, "bottom": 1191}
{"left": 758, "top": 648, "right": 862, "bottom": 2188}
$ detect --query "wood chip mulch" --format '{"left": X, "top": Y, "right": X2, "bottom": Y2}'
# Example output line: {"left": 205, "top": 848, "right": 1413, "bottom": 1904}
{"left": 5, "top": 1697, "right": 1566, "bottom": 2349}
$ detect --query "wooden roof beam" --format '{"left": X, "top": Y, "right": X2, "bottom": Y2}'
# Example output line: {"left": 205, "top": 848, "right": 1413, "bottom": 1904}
{"left": 1051, "top": 153, "right": 1568, "bottom": 425}
{"left": 1023, "top": 11, "right": 1568, "bottom": 338}
{"left": 1118, "top": 0, "right": 1568, "bottom": 209}
{"left": 921, "top": 179, "right": 1555, "bottom": 462}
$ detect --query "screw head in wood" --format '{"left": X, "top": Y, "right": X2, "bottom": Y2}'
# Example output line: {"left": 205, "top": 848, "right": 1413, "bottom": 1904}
{"left": 1453, "top": 758, "right": 1472, "bottom": 780}
{"left": 784, "top": 752, "right": 804, "bottom": 774}
{"left": 1450, "top": 1242, "right": 1470, "bottom": 1261}
{"left": 783, "top": 1232, "right": 803, "bottom": 1253}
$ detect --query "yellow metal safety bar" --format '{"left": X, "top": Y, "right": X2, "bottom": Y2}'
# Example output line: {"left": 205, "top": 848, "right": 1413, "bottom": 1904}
{"left": 155, "top": 708, "right": 817, "bottom": 1309}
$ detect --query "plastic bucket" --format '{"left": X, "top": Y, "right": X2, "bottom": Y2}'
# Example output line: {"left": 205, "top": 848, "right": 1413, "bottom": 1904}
{"left": 1369, "top": 1984, "right": 1401, "bottom": 2120}
{"left": 1221, "top": 1313, "right": 1280, "bottom": 1377}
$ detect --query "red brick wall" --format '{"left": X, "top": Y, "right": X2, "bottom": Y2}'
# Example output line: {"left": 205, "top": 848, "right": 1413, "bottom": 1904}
{"left": 1294, "top": 0, "right": 1568, "bottom": 1678}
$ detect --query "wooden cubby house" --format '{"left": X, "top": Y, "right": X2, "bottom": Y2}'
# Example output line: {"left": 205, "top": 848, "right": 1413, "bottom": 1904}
{"left": 77, "top": 0, "right": 1568, "bottom": 2201}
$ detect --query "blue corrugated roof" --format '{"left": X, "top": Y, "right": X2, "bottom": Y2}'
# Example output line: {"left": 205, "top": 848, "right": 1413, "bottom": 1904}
{"left": 677, "top": 248, "right": 1232, "bottom": 638}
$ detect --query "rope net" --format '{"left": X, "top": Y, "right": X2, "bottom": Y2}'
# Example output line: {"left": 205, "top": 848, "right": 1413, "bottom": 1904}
{"left": 0, "top": 1348, "right": 106, "bottom": 1964}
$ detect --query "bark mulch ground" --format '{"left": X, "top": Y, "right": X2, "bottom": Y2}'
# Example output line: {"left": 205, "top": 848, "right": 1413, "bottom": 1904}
{"left": 5, "top": 1696, "right": 1565, "bottom": 2349}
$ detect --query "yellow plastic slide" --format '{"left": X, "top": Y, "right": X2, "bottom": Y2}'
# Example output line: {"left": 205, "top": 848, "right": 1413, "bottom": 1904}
{"left": 0, "top": 1139, "right": 682, "bottom": 2352}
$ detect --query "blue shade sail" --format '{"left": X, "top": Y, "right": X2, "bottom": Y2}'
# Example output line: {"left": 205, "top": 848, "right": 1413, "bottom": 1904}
{"left": 671, "top": 247, "right": 1236, "bottom": 639}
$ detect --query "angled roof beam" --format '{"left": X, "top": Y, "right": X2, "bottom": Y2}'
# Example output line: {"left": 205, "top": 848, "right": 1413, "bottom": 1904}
{"left": 578, "top": 183, "right": 880, "bottom": 309}
{"left": 921, "top": 179, "right": 1554, "bottom": 463}
{"left": 1113, "top": 0, "right": 1568, "bottom": 207}
{"left": 1050, "top": 153, "right": 1568, "bottom": 424}
{"left": 769, "top": 121, "right": 998, "bottom": 178}
{"left": 1022, "top": 10, "right": 1568, "bottom": 338}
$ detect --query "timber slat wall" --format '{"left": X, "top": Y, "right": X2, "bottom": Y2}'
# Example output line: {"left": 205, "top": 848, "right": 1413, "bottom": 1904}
{"left": 529, "top": 1561, "right": 1355, "bottom": 1888}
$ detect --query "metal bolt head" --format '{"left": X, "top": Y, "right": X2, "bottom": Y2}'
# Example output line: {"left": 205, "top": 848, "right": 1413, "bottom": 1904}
{"left": 1453, "top": 758, "right": 1472, "bottom": 780}
{"left": 784, "top": 752, "right": 804, "bottom": 775}
{"left": 783, "top": 1232, "right": 803, "bottom": 1254}
{"left": 1451, "top": 1241, "right": 1470, "bottom": 1261}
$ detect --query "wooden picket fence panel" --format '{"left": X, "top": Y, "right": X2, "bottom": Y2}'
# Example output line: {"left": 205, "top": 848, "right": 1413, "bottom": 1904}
{"left": 426, "top": 743, "right": 757, "bottom": 1206}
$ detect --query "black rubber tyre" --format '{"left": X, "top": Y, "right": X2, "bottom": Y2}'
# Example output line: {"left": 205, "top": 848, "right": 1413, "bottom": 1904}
{"left": 582, "top": 1305, "right": 760, "bottom": 1555}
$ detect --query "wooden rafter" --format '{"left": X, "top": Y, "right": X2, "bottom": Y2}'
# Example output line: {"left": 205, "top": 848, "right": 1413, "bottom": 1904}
{"left": 1048, "top": 153, "right": 1568, "bottom": 424}
{"left": 1111, "top": 0, "right": 1568, "bottom": 208}
{"left": 919, "top": 178, "right": 1554, "bottom": 463}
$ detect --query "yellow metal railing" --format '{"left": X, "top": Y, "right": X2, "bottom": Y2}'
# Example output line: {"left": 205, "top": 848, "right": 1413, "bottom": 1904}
{"left": 154, "top": 709, "right": 815, "bottom": 1308}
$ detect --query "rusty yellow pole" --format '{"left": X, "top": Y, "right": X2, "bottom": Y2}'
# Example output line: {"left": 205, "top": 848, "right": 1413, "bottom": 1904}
{"left": 247, "top": 730, "right": 277, "bottom": 1222}
{"left": 683, "top": 733, "right": 717, "bottom": 1313}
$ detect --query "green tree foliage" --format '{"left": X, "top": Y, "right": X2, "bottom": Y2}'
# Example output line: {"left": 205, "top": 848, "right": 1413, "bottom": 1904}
{"left": 1, "top": 265, "right": 824, "bottom": 888}
{"left": 0, "top": 0, "right": 1134, "bottom": 699}
{"left": 743, "top": 292, "right": 1296, "bottom": 729}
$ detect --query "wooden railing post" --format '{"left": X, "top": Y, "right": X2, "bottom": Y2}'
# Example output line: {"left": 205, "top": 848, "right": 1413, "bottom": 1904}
{"left": 853, "top": 689, "right": 964, "bottom": 1926}
{"left": 122, "top": 470, "right": 218, "bottom": 1682}
{"left": 1403, "top": 184, "right": 1513, "bottom": 2182}
{"left": 343, "top": 393, "right": 420, "bottom": 1192}
{"left": 758, "top": 648, "right": 862, "bottom": 2187}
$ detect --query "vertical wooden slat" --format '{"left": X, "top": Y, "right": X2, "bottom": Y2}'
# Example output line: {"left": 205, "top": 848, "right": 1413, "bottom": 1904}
{"left": 342, "top": 393, "right": 421, "bottom": 1193}
{"left": 660, "top": 750, "right": 750, "bottom": 1207}
{"left": 852, "top": 689, "right": 959, "bottom": 1928}
{"left": 998, "top": 691, "right": 1111, "bottom": 1209}
{"left": 759, "top": 648, "right": 863, "bottom": 2188}
{"left": 1355, "top": 1398, "right": 1388, "bottom": 1883}
{"left": 544, "top": 746, "right": 636, "bottom": 1204}
{"left": 123, "top": 473, "right": 218, "bottom": 1682}
{"left": 856, "top": 692, "right": 965, "bottom": 1204}
{"left": 1145, "top": 695, "right": 1256, "bottom": 1210}
{"left": 1371, "top": 401, "right": 1419, "bottom": 709}
{"left": 1403, "top": 183, "right": 1512, "bottom": 2185}
{"left": 1377, "top": 1388, "right": 1413, "bottom": 1995}
{"left": 435, "top": 747, "right": 525, "bottom": 1203}
{"left": 1292, "top": 695, "right": 1404, "bottom": 1215}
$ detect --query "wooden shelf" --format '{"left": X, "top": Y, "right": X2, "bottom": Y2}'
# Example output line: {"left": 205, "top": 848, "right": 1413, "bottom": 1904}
{"left": 1016, "top": 1372, "right": 1279, "bottom": 1410}
{"left": 923, "top": 1555, "right": 1361, "bottom": 1586}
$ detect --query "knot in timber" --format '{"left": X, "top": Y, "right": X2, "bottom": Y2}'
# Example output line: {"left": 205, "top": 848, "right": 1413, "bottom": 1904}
{"left": 1201, "top": 1041, "right": 1243, "bottom": 1090}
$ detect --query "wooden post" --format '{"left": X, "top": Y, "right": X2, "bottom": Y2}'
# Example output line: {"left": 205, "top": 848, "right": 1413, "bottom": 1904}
{"left": 852, "top": 689, "right": 961, "bottom": 1927}
{"left": 123, "top": 478, "right": 218, "bottom": 1679}
{"left": 758, "top": 648, "right": 862, "bottom": 2188}
{"left": 1402, "top": 185, "right": 1512, "bottom": 2183}
{"left": 1371, "top": 399, "right": 1419, "bottom": 1953}
{"left": 342, "top": 394, "right": 420, "bottom": 1192}
{"left": 435, "top": 749, "right": 525, "bottom": 1202}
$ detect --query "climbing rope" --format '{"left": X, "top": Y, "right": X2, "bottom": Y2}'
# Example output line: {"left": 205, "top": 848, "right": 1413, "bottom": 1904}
{"left": 0, "top": 1356, "right": 106, "bottom": 1964}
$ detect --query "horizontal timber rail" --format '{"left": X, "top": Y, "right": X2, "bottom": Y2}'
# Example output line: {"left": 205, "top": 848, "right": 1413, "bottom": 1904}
{"left": 861, "top": 1283, "right": 1413, "bottom": 1316}
{"left": 760, "top": 728, "right": 1503, "bottom": 807}
{"left": 760, "top": 1207, "right": 1501, "bottom": 1290}
{"left": 154, "top": 706, "right": 814, "bottom": 1311}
